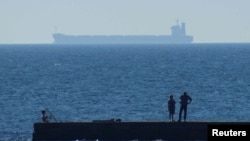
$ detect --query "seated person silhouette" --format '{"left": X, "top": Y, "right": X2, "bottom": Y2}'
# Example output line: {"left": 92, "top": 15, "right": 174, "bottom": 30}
{"left": 41, "top": 110, "right": 50, "bottom": 123}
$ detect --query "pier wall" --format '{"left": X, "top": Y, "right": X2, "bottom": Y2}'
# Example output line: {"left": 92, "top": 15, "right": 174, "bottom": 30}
{"left": 32, "top": 121, "right": 249, "bottom": 141}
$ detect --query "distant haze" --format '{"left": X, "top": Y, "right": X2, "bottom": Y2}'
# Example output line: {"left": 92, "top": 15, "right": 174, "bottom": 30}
{"left": 0, "top": 0, "right": 250, "bottom": 44}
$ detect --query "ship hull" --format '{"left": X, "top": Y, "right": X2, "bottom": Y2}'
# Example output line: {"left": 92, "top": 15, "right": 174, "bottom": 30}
{"left": 53, "top": 34, "right": 193, "bottom": 44}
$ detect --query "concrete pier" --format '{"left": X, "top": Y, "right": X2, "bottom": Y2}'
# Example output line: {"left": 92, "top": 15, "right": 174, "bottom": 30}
{"left": 32, "top": 120, "right": 250, "bottom": 141}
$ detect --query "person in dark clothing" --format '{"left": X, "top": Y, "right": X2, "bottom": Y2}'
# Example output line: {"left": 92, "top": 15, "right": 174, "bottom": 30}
{"left": 168, "top": 94, "right": 176, "bottom": 122}
{"left": 41, "top": 110, "right": 50, "bottom": 123}
{"left": 178, "top": 91, "right": 192, "bottom": 122}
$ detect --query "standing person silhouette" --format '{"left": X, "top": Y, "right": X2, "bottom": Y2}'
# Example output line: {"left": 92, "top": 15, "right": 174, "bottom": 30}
{"left": 178, "top": 91, "right": 192, "bottom": 122}
{"left": 168, "top": 94, "right": 176, "bottom": 122}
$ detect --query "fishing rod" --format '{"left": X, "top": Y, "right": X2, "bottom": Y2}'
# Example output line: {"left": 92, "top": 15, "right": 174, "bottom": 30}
{"left": 32, "top": 91, "right": 58, "bottom": 122}
{"left": 43, "top": 107, "right": 57, "bottom": 122}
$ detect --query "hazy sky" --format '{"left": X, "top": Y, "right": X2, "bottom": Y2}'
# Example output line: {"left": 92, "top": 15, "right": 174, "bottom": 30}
{"left": 0, "top": 0, "right": 250, "bottom": 44}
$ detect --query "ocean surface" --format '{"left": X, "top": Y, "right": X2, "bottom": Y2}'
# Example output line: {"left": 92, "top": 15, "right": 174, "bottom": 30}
{"left": 0, "top": 43, "right": 250, "bottom": 140}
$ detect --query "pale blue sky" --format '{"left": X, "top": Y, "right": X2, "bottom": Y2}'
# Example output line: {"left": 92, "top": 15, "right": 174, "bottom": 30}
{"left": 0, "top": 0, "right": 250, "bottom": 44}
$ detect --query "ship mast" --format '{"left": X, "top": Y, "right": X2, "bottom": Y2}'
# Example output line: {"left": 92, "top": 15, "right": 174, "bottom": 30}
{"left": 176, "top": 18, "right": 179, "bottom": 26}
{"left": 54, "top": 26, "right": 58, "bottom": 34}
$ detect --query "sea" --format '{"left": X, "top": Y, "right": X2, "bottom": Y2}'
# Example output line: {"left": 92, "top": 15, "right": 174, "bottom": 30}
{"left": 0, "top": 43, "right": 250, "bottom": 140}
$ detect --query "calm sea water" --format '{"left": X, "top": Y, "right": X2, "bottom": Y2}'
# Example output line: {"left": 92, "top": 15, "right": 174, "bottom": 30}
{"left": 0, "top": 43, "right": 250, "bottom": 140}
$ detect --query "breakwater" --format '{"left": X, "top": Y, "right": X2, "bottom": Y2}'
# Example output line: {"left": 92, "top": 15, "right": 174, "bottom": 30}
{"left": 32, "top": 120, "right": 250, "bottom": 141}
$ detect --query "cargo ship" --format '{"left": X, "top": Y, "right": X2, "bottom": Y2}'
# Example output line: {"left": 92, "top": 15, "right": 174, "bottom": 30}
{"left": 53, "top": 22, "right": 193, "bottom": 44}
